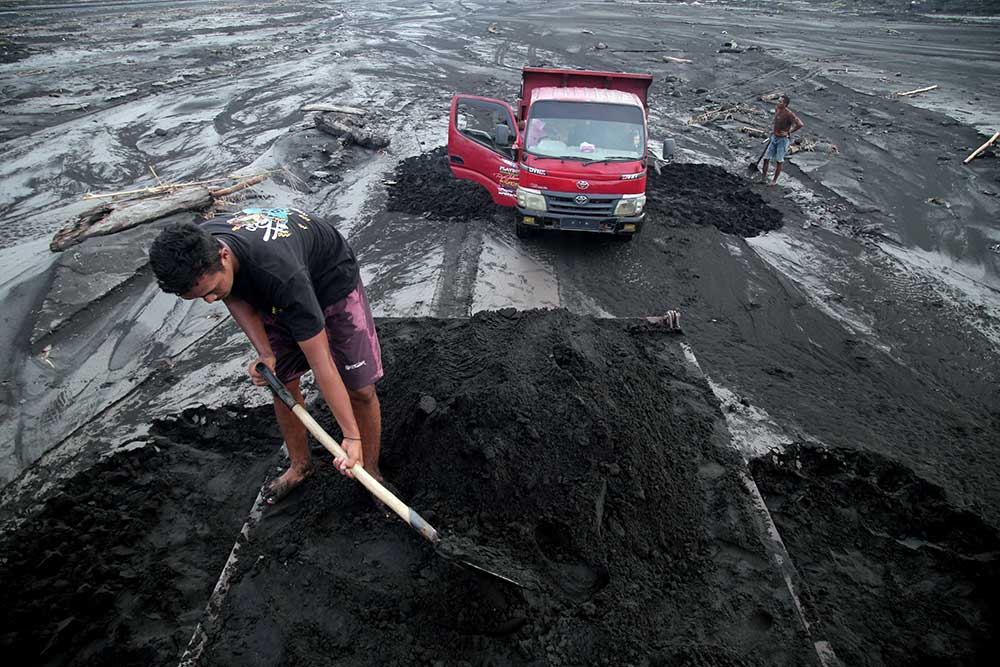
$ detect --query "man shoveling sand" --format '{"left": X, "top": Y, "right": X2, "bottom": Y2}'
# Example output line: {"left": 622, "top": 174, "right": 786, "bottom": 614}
{"left": 149, "top": 208, "right": 386, "bottom": 504}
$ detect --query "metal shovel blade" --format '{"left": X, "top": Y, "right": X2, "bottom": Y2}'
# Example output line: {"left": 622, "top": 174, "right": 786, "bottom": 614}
{"left": 434, "top": 535, "right": 538, "bottom": 590}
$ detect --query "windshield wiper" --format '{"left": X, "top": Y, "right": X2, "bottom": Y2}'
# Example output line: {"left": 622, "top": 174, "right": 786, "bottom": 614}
{"left": 582, "top": 155, "right": 640, "bottom": 166}
{"left": 525, "top": 149, "right": 588, "bottom": 161}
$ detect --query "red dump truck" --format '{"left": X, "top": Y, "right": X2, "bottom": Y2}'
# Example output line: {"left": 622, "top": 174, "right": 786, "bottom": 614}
{"left": 447, "top": 66, "right": 673, "bottom": 239}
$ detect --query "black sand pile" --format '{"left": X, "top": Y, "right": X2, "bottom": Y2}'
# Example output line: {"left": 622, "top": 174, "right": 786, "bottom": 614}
{"left": 386, "top": 148, "right": 781, "bottom": 237}
{"left": 751, "top": 444, "right": 1000, "bottom": 666}
{"left": 386, "top": 146, "right": 497, "bottom": 221}
{"left": 646, "top": 164, "right": 782, "bottom": 237}
{"left": 0, "top": 406, "right": 275, "bottom": 666}
{"left": 200, "top": 312, "right": 812, "bottom": 666}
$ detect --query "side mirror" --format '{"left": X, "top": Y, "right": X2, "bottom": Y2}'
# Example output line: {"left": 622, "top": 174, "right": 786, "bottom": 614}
{"left": 648, "top": 138, "right": 675, "bottom": 163}
{"left": 494, "top": 124, "right": 512, "bottom": 147}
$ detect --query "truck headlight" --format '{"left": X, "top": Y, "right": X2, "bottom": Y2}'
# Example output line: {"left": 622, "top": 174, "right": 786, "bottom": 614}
{"left": 614, "top": 194, "right": 646, "bottom": 217}
{"left": 516, "top": 187, "right": 547, "bottom": 211}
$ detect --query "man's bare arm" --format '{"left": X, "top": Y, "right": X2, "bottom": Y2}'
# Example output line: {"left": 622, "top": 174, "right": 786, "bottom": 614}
{"left": 224, "top": 296, "right": 279, "bottom": 384}
{"left": 298, "top": 331, "right": 364, "bottom": 476}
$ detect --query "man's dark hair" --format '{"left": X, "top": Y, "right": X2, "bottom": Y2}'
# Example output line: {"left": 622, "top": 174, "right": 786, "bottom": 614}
{"left": 779, "top": 94, "right": 790, "bottom": 105}
{"left": 149, "top": 222, "right": 222, "bottom": 295}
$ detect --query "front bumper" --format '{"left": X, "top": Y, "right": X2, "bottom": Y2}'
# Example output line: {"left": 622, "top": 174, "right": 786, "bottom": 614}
{"left": 517, "top": 208, "right": 645, "bottom": 235}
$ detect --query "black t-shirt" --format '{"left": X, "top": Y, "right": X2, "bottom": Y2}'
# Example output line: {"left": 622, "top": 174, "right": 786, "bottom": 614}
{"left": 203, "top": 208, "right": 359, "bottom": 341}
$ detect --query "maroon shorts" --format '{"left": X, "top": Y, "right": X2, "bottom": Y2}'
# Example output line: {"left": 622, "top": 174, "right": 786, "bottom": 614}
{"left": 263, "top": 279, "right": 383, "bottom": 390}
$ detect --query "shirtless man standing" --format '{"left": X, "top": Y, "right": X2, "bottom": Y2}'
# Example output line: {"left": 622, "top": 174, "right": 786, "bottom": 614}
{"left": 762, "top": 94, "right": 804, "bottom": 186}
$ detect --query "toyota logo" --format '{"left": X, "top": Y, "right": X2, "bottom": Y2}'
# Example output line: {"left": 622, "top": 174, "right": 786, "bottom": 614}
{"left": 576, "top": 180, "right": 590, "bottom": 190}
{"left": 574, "top": 195, "right": 590, "bottom": 205}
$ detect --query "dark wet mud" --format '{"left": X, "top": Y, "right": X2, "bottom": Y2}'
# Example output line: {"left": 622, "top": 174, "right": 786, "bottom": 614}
{"left": 386, "top": 146, "right": 497, "bottom": 221}
{"left": 0, "top": 406, "right": 275, "bottom": 666}
{"left": 751, "top": 444, "right": 1000, "bottom": 666}
{"left": 646, "top": 164, "right": 783, "bottom": 238}
{"left": 199, "top": 313, "right": 812, "bottom": 666}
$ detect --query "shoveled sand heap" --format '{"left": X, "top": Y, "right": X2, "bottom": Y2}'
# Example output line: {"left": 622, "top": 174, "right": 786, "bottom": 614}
{"left": 0, "top": 311, "right": 805, "bottom": 665}
{"left": 3, "top": 313, "right": 996, "bottom": 666}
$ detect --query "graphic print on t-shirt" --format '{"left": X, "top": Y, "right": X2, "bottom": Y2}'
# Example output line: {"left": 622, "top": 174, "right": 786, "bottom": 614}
{"left": 228, "top": 208, "right": 294, "bottom": 242}
{"left": 204, "top": 208, "right": 359, "bottom": 341}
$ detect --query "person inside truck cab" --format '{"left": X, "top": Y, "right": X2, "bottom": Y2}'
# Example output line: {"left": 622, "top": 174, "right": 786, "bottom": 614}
{"left": 568, "top": 119, "right": 595, "bottom": 149}
{"left": 526, "top": 119, "right": 568, "bottom": 151}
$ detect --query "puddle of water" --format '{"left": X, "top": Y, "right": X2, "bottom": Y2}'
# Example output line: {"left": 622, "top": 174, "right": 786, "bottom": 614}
{"left": 361, "top": 250, "right": 442, "bottom": 318}
{"left": 748, "top": 230, "right": 886, "bottom": 346}
{"left": 472, "top": 233, "right": 560, "bottom": 312}
{"left": 879, "top": 242, "right": 1000, "bottom": 349}
{"left": 680, "top": 342, "right": 792, "bottom": 460}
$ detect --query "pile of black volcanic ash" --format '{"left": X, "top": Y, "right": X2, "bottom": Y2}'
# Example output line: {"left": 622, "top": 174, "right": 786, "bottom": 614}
{"left": 385, "top": 146, "right": 497, "bottom": 221}
{"left": 646, "top": 163, "right": 782, "bottom": 237}
{"left": 200, "top": 311, "right": 808, "bottom": 666}
{"left": 751, "top": 444, "right": 1000, "bottom": 667}
{"left": 0, "top": 406, "right": 276, "bottom": 666}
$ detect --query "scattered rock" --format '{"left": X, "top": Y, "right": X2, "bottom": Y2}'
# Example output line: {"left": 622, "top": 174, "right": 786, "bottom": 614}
{"left": 418, "top": 395, "right": 437, "bottom": 415}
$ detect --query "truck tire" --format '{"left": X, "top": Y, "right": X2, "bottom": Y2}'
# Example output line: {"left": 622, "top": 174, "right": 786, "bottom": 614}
{"left": 515, "top": 221, "right": 534, "bottom": 239}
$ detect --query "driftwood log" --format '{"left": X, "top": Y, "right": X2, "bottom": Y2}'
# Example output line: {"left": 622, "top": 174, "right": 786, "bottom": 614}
{"left": 301, "top": 103, "right": 366, "bottom": 116}
{"left": 50, "top": 187, "right": 212, "bottom": 252}
{"left": 963, "top": 131, "right": 999, "bottom": 164}
{"left": 50, "top": 174, "right": 270, "bottom": 252}
{"left": 209, "top": 173, "right": 269, "bottom": 197}
{"left": 895, "top": 84, "right": 938, "bottom": 97}
{"left": 314, "top": 112, "right": 390, "bottom": 149}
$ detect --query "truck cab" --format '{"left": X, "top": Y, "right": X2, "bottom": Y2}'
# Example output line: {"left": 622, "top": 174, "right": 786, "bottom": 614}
{"left": 447, "top": 67, "right": 670, "bottom": 240}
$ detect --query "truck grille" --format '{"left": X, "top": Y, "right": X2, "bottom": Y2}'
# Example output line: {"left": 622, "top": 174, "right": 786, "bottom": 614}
{"left": 543, "top": 191, "right": 620, "bottom": 218}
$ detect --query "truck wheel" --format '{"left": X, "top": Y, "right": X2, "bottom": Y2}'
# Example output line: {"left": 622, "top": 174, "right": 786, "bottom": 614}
{"left": 515, "top": 222, "right": 534, "bottom": 239}
{"left": 614, "top": 234, "right": 634, "bottom": 242}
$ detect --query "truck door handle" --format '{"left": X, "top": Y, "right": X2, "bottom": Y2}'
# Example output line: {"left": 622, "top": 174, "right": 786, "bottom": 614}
{"left": 449, "top": 155, "right": 464, "bottom": 164}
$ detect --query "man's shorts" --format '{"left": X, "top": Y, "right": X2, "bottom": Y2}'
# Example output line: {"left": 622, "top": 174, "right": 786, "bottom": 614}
{"left": 263, "top": 278, "right": 383, "bottom": 391}
{"left": 764, "top": 135, "right": 790, "bottom": 162}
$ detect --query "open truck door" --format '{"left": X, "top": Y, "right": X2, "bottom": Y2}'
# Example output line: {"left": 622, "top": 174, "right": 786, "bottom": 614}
{"left": 447, "top": 95, "right": 520, "bottom": 206}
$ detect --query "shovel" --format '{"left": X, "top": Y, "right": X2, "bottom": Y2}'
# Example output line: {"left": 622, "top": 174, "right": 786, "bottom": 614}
{"left": 255, "top": 362, "right": 533, "bottom": 589}
{"left": 746, "top": 137, "right": 771, "bottom": 175}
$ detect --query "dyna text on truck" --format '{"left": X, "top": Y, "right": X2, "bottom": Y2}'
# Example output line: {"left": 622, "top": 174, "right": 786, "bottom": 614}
{"left": 447, "top": 67, "right": 674, "bottom": 240}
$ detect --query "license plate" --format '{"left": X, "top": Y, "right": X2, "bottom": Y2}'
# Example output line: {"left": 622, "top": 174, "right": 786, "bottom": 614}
{"left": 560, "top": 218, "right": 600, "bottom": 231}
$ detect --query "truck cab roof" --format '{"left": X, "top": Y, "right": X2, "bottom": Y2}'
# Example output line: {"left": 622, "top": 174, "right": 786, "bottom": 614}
{"left": 529, "top": 86, "right": 644, "bottom": 109}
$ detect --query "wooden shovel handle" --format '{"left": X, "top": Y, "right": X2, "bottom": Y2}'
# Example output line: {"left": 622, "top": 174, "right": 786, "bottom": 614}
{"left": 255, "top": 362, "right": 440, "bottom": 544}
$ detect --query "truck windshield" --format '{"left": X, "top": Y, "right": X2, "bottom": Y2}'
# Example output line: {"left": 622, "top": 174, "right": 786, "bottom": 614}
{"left": 524, "top": 101, "right": 645, "bottom": 162}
